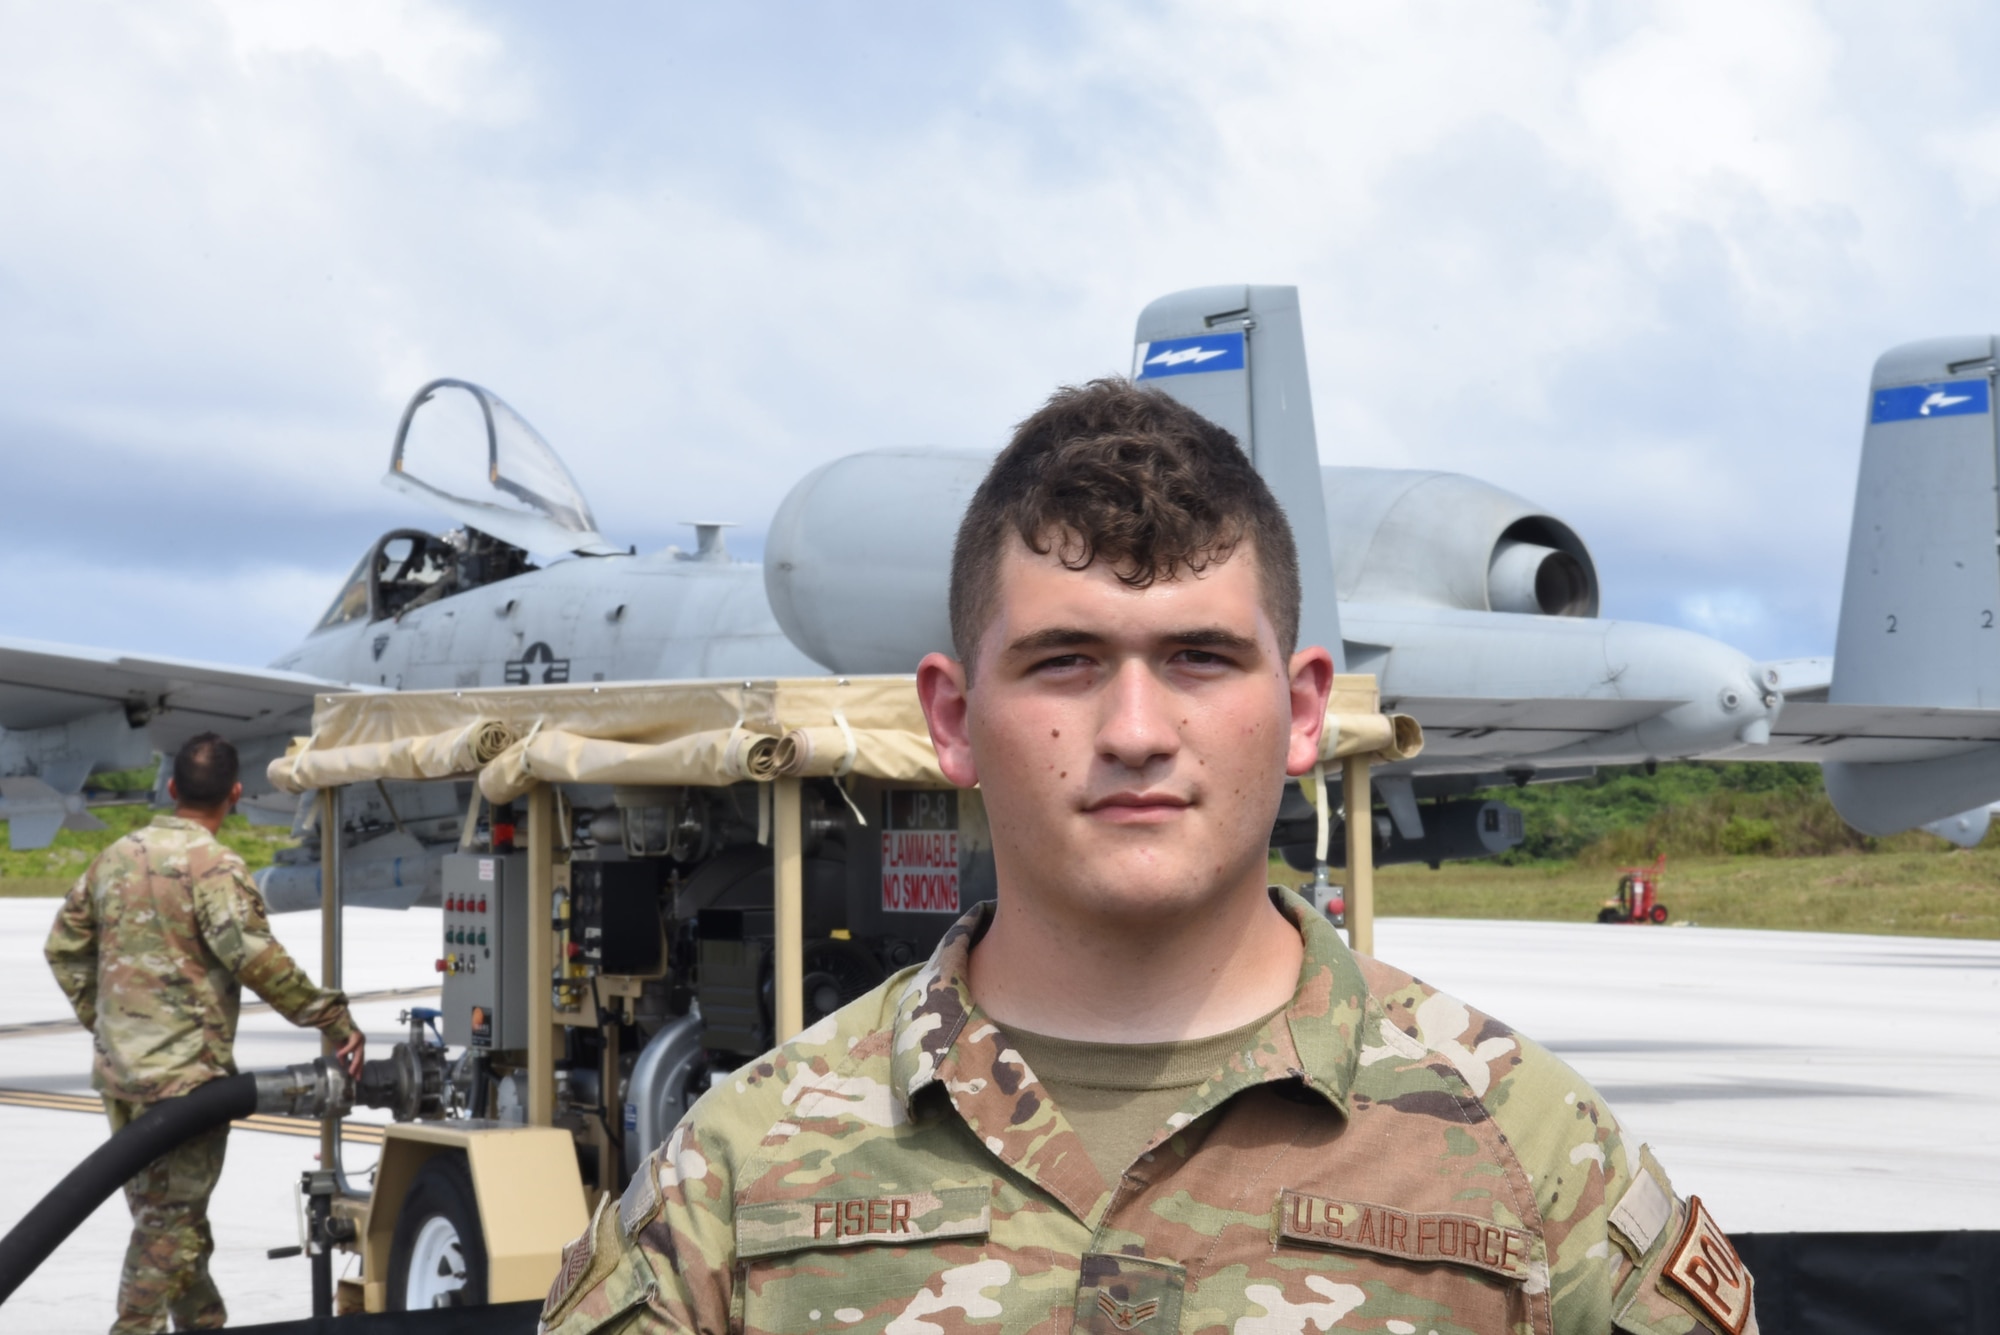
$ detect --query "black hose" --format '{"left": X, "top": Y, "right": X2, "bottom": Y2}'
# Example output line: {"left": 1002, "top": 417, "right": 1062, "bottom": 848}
{"left": 0, "top": 1072, "right": 257, "bottom": 1305}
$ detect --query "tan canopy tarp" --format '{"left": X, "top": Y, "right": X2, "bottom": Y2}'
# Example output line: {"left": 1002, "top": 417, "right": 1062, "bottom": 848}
{"left": 269, "top": 674, "right": 1422, "bottom": 800}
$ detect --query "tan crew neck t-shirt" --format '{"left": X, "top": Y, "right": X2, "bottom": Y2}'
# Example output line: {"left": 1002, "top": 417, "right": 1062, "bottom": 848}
{"left": 1001, "top": 1007, "right": 1285, "bottom": 1186}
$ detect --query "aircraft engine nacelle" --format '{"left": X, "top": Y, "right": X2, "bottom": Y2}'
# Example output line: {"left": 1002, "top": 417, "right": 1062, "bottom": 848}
{"left": 765, "top": 452, "right": 1604, "bottom": 676}
{"left": 765, "top": 448, "right": 986, "bottom": 674}
{"left": 1321, "top": 468, "right": 1599, "bottom": 618}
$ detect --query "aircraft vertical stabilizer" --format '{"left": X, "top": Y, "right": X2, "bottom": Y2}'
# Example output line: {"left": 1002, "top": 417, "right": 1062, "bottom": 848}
{"left": 1824, "top": 336, "right": 2000, "bottom": 832}
{"left": 1133, "top": 287, "right": 1346, "bottom": 667}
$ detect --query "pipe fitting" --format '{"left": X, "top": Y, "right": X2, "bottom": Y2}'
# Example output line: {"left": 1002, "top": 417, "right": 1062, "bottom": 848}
{"left": 253, "top": 1059, "right": 354, "bottom": 1119}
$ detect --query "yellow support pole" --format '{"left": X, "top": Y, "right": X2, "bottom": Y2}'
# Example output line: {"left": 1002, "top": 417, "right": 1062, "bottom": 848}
{"left": 318, "top": 786, "right": 341, "bottom": 1167}
{"left": 772, "top": 777, "right": 804, "bottom": 1043}
{"left": 526, "top": 784, "right": 556, "bottom": 1127}
{"left": 1343, "top": 753, "right": 1375, "bottom": 957}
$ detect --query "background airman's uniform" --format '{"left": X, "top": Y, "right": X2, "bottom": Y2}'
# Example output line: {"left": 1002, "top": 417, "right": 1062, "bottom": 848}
{"left": 542, "top": 889, "right": 1754, "bottom": 1335}
{"left": 44, "top": 813, "right": 358, "bottom": 1334}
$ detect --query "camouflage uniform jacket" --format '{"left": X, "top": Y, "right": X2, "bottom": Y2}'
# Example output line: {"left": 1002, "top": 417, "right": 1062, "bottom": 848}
{"left": 543, "top": 890, "right": 1755, "bottom": 1335}
{"left": 44, "top": 813, "right": 358, "bottom": 1103}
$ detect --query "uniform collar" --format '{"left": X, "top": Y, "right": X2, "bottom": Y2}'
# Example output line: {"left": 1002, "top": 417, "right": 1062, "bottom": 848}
{"left": 888, "top": 885, "right": 1372, "bottom": 1222}
{"left": 151, "top": 814, "right": 212, "bottom": 836}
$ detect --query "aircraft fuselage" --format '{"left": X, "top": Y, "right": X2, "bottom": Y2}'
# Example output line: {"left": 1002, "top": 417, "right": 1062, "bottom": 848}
{"left": 272, "top": 549, "right": 820, "bottom": 692}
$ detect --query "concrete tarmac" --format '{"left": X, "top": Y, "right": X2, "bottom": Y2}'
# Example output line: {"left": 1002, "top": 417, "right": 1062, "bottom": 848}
{"left": 0, "top": 899, "right": 1993, "bottom": 1330}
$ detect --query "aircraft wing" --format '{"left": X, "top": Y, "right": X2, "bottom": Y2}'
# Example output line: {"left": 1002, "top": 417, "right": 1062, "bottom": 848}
{"left": 1383, "top": 696, "right": 1680, "bottom": 762}
{"left": 1735, "top": 701, "right": 2000, "bottom": 763}
{"left": 0, "top": 635, "right": 357, "bottom": 750}
{"left": 1398, "top": 689, "right": 2000, "bottom": 766}
{"left": 1705, "top": 661, "right": 2000, "bottom": 763}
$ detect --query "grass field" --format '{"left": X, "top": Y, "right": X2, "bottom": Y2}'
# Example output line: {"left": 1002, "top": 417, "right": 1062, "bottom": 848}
{"left": 1272, "top": 847, "right": 2000, "bottom": 939}
{"left": 0, "top": 803, "right": 296, "bottom": 898}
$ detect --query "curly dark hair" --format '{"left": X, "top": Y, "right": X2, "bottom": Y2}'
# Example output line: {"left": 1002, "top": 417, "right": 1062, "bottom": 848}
{"left": 948, "top": 378, "right": 1302, "bottom": 667}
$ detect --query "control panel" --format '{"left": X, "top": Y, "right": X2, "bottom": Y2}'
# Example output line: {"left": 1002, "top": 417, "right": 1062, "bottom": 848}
{"left": 566, "top": 861, "right": 666, "bottom": 976}
{"left": 441, "top": 852, "right": 528, "bottom": 1051}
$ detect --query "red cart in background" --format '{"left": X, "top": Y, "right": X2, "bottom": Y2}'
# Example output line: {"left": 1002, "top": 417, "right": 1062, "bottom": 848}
{"left": 1598, "top": 854, "right": 1670, "bottom": 924}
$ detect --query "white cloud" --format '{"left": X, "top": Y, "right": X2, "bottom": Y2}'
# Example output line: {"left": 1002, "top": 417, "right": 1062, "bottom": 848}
{"left": 0, "top": 553, "right": 343, "bottom": 665}
{"left": 213, "top": 0, "right": 514, "bottom": 118}
{"left": 1676, "top": 589, "right": 1773, "bottom": 642}
{"left": 2, "top": 0, "right": 1998, "bottom": 666}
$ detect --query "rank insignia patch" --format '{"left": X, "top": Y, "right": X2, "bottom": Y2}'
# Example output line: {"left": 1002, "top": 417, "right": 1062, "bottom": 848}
{"left": 1096, "top": 1293, "right": 1161, "bottom": 1329}
{"left": 1663, "top": 1195, "right": 1753, "bottom": 1334}
{"left": 1077, "top": 1252, "right": 1184, "bottom": 1335}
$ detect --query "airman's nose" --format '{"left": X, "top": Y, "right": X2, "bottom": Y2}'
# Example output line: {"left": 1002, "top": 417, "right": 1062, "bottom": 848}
{"left": 1094, "top": 661, "right": 1181, "bottom": 769}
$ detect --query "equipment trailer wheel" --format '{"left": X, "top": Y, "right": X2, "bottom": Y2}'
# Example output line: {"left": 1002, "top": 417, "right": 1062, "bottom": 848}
{"left": 388, "top": 1153, "right": 488, "bottom": 1310}
{"left": 1649, "top": 904, "right": 1669, "bottom": 924}
{"left": 1596, "top": 907, "right": 1621, "bottom": 924}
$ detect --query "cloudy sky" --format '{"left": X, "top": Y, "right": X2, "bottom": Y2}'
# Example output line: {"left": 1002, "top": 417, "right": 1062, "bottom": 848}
{"left": 6, "top": 0, "right": 2000, "bottom": 667}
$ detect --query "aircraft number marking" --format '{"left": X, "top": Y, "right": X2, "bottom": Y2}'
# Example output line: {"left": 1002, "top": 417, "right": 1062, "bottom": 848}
{"left": 1984, "top": 611, "right": 1994, "bottom": 629}
{"left": 1886, "top": 615, "right": 1897, "bottom": 634}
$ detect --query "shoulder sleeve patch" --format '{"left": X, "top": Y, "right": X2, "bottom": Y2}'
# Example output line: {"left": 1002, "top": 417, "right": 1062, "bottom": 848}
{"left": 618, "top": 1156, "right": 663, "bottom": 1240}
{"left": 1662, "top": 1195, "right": 1754, "bottom": 1335}
{"left": 542, "top": 1193, "right": 643, "bottom": 1331}
{"left": 542, "top": 1202, "right": 601, "bottom": 1325}
{"left": 1608, "top": 1158, "right": 1675, "bottom": 1257}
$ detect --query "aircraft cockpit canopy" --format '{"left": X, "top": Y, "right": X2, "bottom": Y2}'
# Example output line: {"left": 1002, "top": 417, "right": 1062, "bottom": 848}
{"left": 383, "top": 378, "right": 617, "bottom": 558}
{"left": 313, "top": 526, "right": 536, "bottom": 631}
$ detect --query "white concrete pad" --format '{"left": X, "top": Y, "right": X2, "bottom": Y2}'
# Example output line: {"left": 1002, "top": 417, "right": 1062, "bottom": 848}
{"left": 0, "top": 901, "right": 440, "bottom": 1330}
{"left": 1370, "top": 918, "right": 2000, "bottom": 1235}
{"left": 0, "top": 900, "right": 1994, "bottom": 1329}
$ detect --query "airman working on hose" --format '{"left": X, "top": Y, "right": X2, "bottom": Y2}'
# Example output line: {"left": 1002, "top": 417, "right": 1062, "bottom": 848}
{"left": 45, "top": 733, "right": 363, "bottom": 1334}
{"left": 540, "top": 380, "right": 1756, "bottom": 1335}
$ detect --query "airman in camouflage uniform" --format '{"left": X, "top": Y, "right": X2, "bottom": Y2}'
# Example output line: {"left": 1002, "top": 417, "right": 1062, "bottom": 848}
{"left": 542, "top": 381, "right": 1755, "bottom": 1335}
{"left": 541, "top": 892, "right": 1752, "bottom": 1335}
{"left": 45, "top": 734, "right": 359, "bottom": 1334}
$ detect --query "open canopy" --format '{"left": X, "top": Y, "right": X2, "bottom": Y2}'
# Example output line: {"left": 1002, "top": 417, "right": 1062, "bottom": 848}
{"left": 383, "top": 378, "right": 618, "bottom": 557}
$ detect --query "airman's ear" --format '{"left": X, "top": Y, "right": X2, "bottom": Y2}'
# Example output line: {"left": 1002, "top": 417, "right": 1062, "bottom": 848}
{"left": 916, "top": 652, "right": 979, "bottom": 788}
{"left": 1284, "top": 645, "right": 1337, "bottom": 778}
{"left": 166, "top": 777, "right": 181, "bottom": 804}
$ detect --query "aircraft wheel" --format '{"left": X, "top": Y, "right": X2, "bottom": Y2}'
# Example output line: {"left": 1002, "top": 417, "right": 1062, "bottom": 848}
{"left": 388, "top": 1153, "right": 488, "bottom": 1310}
{"left": 1596, "top": 907, "right": 1621, "bottom": 924}
{"left": 1649, "top": 904, "right": 1669, "bottom": 924}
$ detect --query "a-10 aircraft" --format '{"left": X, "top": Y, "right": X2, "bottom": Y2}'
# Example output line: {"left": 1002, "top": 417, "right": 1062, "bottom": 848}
{"left": 4, "top": 285, "right": 1999, "bottom": 907}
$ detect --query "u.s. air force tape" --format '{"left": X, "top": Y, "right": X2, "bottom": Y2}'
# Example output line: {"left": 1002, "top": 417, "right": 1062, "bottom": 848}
{"left": 1277, "top": 1190, "right": 1532, "bottom": 1281}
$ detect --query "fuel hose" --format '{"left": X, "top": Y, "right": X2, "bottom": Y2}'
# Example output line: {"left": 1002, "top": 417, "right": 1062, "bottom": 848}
{"left": 0, "top": 1058, "right": 348, "bottom": 1306}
